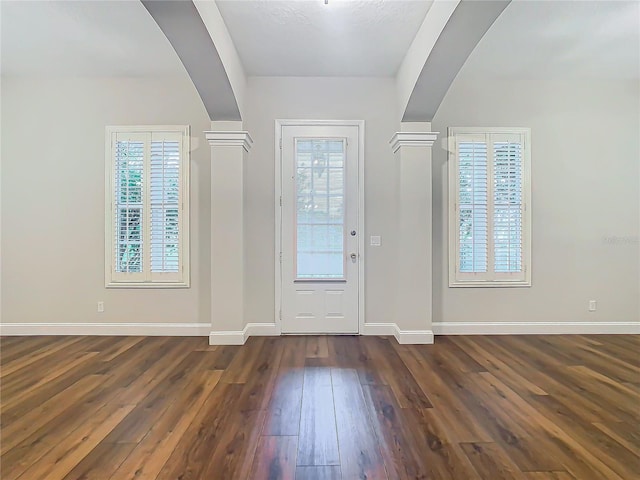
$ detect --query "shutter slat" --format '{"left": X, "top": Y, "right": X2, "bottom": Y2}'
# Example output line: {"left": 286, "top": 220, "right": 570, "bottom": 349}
{"left": 458, "top": 141, "right": 488, "bottom": 273}
{"left": 114, "top": 140, "right": 144, "bottom": 273}
{"left": 150, "top": 140, "right": 181, "bottom": 273}
{"left": 493, "top": 140, "right": 523, "bottom": 273}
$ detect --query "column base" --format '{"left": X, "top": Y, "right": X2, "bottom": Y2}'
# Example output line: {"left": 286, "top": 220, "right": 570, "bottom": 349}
{"left": 209, "top": 322, "right": 280, "bottom": 345}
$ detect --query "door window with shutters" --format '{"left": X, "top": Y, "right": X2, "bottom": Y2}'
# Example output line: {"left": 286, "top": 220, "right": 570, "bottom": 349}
{"left": 105, "top": 126, "right": 190, "bottom": 287}
{"left": 448, "top": 127, "right": 531, "bottom": 287}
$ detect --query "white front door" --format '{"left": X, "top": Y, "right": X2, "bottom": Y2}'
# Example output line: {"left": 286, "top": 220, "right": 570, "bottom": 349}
{"left": 280, "top": 124, "right": 360, "bottom": 334}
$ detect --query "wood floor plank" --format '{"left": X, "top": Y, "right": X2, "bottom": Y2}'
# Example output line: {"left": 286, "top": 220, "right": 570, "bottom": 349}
{"left": 306, "top": 336, "right": 329, "bottom": 358}
{"left": 98, "top": 336, "right": 146, "bottom": 362}
{"left": 1, "top": 351, "right": 100, "bottom": 412}
{"left": 0, "top": 336, "right": 85, "bottom": 378}
{"left": 155, "top": 382, "right": 244, "bottom": 480}
{"left": 474, "top": 373, "right": 629, "bottom": 480}
{"left": 425, "top": 336, "right": 488, "bottom": 373}
{"left": 110, "top": 370, "right": 222, "bottom": 480}
{"left": 207, "top": 344, "right": 242, "bottom": 370}
{"left": 236, "top": 337, "right": 285, "bottom": 411}
{"left": 460, "top": 442, "right": 528, "bottom": 480}
{"left": 565, "top": 365, "right": 639, "bottom": 419}
{"left": 297, "top": 367, "right": 340, "bottom": 466}
{"left": 525, "top": 394, "right": 640, "bottom": 480}
{"left": 14, "top": 404, "right": 134, "bottom": 480}
{"left": 0, "top": 336, "right": 61, "bottom": 365}
{"left": 451, "top": 335, "right": 549, "bottom": 396}
{"left": 463, "top": 372, "right": 565, "bottom": 472}
{"left": 551, "top": 337, "right": 640, "bottom": 383}
{"left": 101, "top": 350, "right": 220, "bottom": 443}
{"left": 361, "top": 384, "right": 429, "bottom": 479}
{"left": 364, "top": 336, "right": 432, "bottom": 409}
{"left": 1, "top": 371, "right": 136, "bottom": 480}
{"left": 202, "top": 408, "right": 267, "bottom": 479}
{"left": 1, "top": 374, "right": 110, "bottom": 455}
{"left": 393, "top": 344, "right": 492, "bottom": 443}
{"left": 109, "top": 337, "right": 195, "bottom": 406}
{"left": 1, "top": 339, "right": 103, "bottom": 400}
{"left": 592, "top": 421, "right": 640, "bottom": 457}
{"left": 61, "top": 442, "right": 136, "bottom": 480}
{"left": 402, "top": 406, "right": 482, "bottom": 480}
{"left": 295, "top": 466, "right": 341, "bottom": 480}
{"left": 250, "top": 436, "right": 298, "bottom": 480}
{"left": 481, "top": 336, "right": 626, "bottom": 424}
{"left": 264, "top": 371, "right": 304, "bottom": 436}
{"left": 220, "top": 336, "right": 267, "bottom": 384}
{"left": 1, "top": 334, "right": 637, "bottom": 480}
{"left": 523, "top": 473, "right": 576, "bottom": 480}
{"left": 331, "top": 368, "right": 387, "bottom": 479}
{"left": 263, "top": 337, "right": 306, "bottom": 436}
{"left": 326, "top": 336, "right": 387, "bottom": 385}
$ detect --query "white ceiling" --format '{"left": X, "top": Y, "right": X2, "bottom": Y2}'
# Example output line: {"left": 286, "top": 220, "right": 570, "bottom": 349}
{"left": 0, "top": 0, "right": 186, "bottom": 77}
{"left": 2, "top": 0, "right": 637, "bottom": 82}
{"left": 462, "top": 0, "right": 640, "bottom": 80}
{"left": 216, "top": 0, "right": 433, "bottom": 77}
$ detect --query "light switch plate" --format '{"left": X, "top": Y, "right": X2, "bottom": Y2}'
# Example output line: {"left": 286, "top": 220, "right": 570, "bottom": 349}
{"left": 370, "top": 235, "right": 381, "bottom": 246}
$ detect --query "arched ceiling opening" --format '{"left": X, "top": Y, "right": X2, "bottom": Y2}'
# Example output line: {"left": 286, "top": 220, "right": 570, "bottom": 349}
{"left": 142, "top": 0, "right": 244, "bottom": 121}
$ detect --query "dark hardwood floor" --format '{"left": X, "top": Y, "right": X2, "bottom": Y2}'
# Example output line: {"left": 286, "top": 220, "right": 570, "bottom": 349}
{"left": 1, "top": 334, "right": 638, "bottom": 479}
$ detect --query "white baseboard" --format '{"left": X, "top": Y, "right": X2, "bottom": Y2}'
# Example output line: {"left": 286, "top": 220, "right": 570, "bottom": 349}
{"left": 360, "top": 323, "right": 397, "bottom": 337}
{"left": 209, "top": 322, "right": 280, "bottom": 345}
{"left": 395, "top": 327, "right": 434, "bottom": 344}
{"left": 361, "top": 322, "right": 434, "bottom": 344}
{"left": 245, "top": 322, "right": 279, "bottom": 337}
{"left": 433, "top": 321, "right": 640, "bottom": 335}
{"left": 209, "top": 329, "right": 245, "bottom": 345}
{"left": 0, "top": 322, "right": 210, "bottom": 336}
{"left": 21, "top": 320, "right": 632, "bottom": 342}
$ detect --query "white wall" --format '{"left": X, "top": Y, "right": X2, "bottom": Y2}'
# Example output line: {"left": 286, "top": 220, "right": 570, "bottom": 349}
{"left": 243, "top": 77, "right": 400, "bottom": 326}
{"left": 5, "top": 72, "right": 636, "bottom": 335}
{"left": 432, "top": 78, "right": 640, "bottom": 326}
{"left": 1, "top": 76, "right": 211, "bottom": 327}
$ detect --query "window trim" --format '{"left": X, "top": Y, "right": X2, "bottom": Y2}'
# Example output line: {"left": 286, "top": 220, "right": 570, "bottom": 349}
{"left": 448, "top": 127, "right": 531, "bottom": 288}
{"left": 105, "top": 125, "right": 190, "bottom": 288}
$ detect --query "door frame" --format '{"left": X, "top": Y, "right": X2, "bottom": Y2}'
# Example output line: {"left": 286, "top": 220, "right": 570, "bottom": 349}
{"left": 274, "top": 119, "right": 365, "bottom": 335}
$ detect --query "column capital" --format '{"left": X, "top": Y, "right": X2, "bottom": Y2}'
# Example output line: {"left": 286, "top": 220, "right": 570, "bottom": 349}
{"left": 389, "top": 131, "right": 439, "bottom": 153}
{"left": 205, "top": 131, "right": 253, "bottom": 152}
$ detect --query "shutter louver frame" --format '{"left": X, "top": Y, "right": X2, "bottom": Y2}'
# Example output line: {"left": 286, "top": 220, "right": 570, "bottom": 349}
{"left": 106, "top": 126, "right": 190, "bottom": 288}
{"left": 448, "top": 127, "right": 531, "bottom": 287}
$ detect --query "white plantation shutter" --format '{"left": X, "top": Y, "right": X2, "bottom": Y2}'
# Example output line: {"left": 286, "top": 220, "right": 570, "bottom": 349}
{"left": 449, "top": 128, "right": 530, "bottom": 287}
{"left": 106, "top": 126, "right": 190, "bottom": 287}
{"left": 150, "top": 133, "right": 182, "bottom": 280}
{"left": 458, "top": 138, "right": 488, "bottom": 275}
{"left": 111, "top": 134, "right": 145, "bottom": 278}
{"left": 492, "top": 135, "right": 524, "bottom": 279}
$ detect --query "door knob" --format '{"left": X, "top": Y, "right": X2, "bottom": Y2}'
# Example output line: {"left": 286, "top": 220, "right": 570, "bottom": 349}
{"left": 350, "top": 253, "right": 357, "bottom": 260}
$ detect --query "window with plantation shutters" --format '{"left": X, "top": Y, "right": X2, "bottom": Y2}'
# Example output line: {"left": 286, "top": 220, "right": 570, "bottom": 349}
{"left": 448, "top": 128, "right": 531, "bottom": 287}
{"left": 106, "top": 126, "right": 190, "bottom": 287}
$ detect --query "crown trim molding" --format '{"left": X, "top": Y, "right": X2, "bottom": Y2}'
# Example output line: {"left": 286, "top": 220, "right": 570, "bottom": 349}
{"left": 389, "top": 131, "right": 439, "bottom": 153}
{"left": 205, "top": 131, "right": 253, "bottom": 151}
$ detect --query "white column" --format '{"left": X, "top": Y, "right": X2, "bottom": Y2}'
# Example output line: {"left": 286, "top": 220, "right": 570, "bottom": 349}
{"left": 389, "top": 123, "right": 439, "bottom": 344}
{"left": 206, "top": 121, "right": 253, "bottom": 345}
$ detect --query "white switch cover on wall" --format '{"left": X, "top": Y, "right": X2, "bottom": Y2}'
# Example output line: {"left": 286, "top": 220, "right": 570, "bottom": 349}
{"left": 370, "top": 236, "right": 381, "bottom": 246}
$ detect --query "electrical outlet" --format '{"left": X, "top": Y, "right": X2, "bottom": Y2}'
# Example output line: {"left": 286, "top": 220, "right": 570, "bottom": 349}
{"left": 97, "top": 301, "right": 104, "bottom": 313}
{"left": 588, "top": 300, "right": 597, "bottom": 312}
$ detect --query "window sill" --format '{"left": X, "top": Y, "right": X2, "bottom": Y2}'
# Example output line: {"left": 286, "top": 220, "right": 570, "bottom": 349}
{"left": 449, "top": 281, "right": 531, "bottom": 288}
{"left": 106, "top": 281, "right": 190, "bottom": 289}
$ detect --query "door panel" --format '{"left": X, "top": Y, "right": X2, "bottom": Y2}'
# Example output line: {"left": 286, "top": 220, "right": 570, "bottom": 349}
{"left": 281, "top": 125, "right": 359, "bottom": 334}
